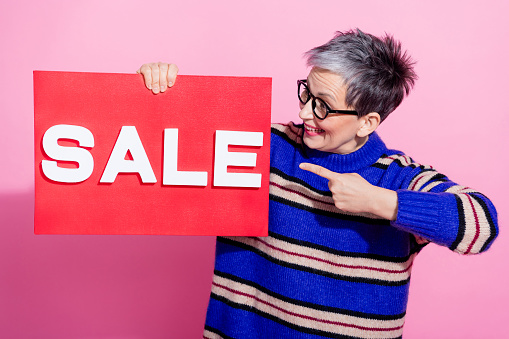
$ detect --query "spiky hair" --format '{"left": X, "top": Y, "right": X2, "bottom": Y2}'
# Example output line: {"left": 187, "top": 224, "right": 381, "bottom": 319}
{"left": 305, "top": 29, "right": 417, "bottom": 121}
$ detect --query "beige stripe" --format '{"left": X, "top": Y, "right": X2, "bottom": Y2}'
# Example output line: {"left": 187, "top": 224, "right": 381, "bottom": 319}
{"left": 409, "top": 170, "right": 440, "bottom": 191}
{"left": 374, "top": 155, "right": 408, "bottom": 167}
{"left": 224, "top": 236, "right": 414, "bottom": 283}
{"left": 374, "top": 154, "right": 432, "bottom": 171}
{"left": 419, "top": 180, "right": 442, "bottom": 192}
{"left": 389, "top": 155, "right": 412, "bottom": 167}
{"left": 211, "top": 274, "right": 405, "bottom": 339}
{"left": 445, "top": 185, "right": 477, "bottom": 194}
{"left": 455, "top": 194, "right": 476, "bottom": 254}
{"left": 397, "top": 155, "right": 412, "bottom": 167}
{"left": 270, "top": 172, "right": 382, "bottom": 220}
{"left": 203, "top": 329, "right": 223, "bottom": 339}
{"left": 458, "top": 194, "right": 492, "bottom": 254}
{"left": 453, "top": 194, "right": 491, "bottom": 254}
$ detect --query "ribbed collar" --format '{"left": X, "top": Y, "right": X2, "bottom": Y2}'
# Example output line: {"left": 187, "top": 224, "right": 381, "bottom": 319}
{"left": 302, "top": 131, "right": 388, "bottom": 173}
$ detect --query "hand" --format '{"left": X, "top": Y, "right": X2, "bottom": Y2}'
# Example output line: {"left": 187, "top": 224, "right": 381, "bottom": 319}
{"left": 136, "top": 62, "right": 179, "bottom": 94}
{"left": 299, "top": 163, "right": 398, "bottom": 220}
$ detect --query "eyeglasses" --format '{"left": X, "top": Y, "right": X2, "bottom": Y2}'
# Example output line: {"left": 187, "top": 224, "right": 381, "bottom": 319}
{"left": 297, "top": 79, "right": 358, "bottom": 120}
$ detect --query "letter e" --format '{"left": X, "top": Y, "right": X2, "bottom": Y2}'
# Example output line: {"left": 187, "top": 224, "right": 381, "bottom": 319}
{"left": 213, "top": 131, "right": 263, "bottom": 188}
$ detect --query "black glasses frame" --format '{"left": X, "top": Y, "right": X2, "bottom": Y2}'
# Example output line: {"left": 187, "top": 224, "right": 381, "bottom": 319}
{"left": 297, "top": 79, "right": 358, "bottom": 119}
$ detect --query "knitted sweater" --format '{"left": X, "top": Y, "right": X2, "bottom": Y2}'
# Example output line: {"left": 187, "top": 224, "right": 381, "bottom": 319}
{"left": 203, "top": 122, "right": 498, "bottom": 339}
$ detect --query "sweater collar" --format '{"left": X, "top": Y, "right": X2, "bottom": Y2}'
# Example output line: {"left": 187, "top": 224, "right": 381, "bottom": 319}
{"left": 302, "top": 130, "right": 388, "bottom": 172}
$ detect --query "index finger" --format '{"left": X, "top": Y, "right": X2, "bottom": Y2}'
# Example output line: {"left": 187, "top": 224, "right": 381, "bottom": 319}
{"left": 137, "top": 64, "right": 153, "bottom": 90}
{"left": 166, "top": 63, "right": 179, "bottom": 87}
{"left": 299, "top": 163, "right": 336, "bottom": 180}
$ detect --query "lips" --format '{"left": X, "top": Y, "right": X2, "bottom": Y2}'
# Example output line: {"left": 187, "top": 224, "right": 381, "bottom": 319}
{"left": 304, "top": 123, "right": 324, "bottom": 135}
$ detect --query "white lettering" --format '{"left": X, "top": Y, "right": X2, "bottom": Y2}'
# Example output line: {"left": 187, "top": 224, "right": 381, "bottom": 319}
{"left": 100, "top": 126, "right": 156, "bottom": 183}
{"left": 213, "top": 130, "right": 263, "bottom": 188}
{"left": 163, "top": 128, "right": 208, "bottom": 186}
{"left": 41, "top": 124, "right": 94, "bottom": 183}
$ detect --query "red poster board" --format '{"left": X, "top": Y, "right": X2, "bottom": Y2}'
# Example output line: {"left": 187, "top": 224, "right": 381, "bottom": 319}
{"left": 34, "top": 71, "right": 271, "bottom": 235}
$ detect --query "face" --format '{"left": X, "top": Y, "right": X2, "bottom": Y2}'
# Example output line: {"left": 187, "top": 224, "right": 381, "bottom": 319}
{"left": 298, "top": 67, "right": 368, "bottom": 154}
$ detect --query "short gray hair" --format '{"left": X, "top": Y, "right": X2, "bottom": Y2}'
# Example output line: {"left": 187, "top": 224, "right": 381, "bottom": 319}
{"left": 305, "top": 29, "right": 417, "bottom": 121}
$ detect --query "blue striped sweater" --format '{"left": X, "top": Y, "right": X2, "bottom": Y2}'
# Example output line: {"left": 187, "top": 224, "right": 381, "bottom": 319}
{"left": 203, "top": 122, "right": 498, "bottom": 339}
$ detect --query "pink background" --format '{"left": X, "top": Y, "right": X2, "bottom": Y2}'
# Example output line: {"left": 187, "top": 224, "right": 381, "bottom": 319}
{"left": 1, "top": 0, "right": 507, "bottom": 338}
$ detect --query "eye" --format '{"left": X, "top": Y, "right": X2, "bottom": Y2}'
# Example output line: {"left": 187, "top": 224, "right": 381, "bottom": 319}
{"left": 314, "top": 98, "right": 329, "bottom": 118}
{"left": 303, "top": 89, "right": 308, "bottom": 98}
{"left": 299, "top": 86, "right": 310, "bottom": 104}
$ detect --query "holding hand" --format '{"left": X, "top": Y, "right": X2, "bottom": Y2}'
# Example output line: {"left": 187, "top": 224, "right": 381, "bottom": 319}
{"left": 136, "top": 62, "right": 179, "bottom": 94}
{"left": 299, "top": 163, "right": 398, "bottom": 220}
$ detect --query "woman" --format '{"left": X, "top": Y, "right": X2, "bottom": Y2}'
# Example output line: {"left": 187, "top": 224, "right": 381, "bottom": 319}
{"left": 138, "top": 29, "right": 498, "bottom": 339}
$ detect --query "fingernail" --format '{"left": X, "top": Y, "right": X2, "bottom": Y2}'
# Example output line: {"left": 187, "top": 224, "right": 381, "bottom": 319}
{"left": 147, "top": 84, "right": 152, "bottom": 89}
{"left": 160, "top": 86, "right": 166, "bottom": 92}
{"left": 168, "top": 81, "right": 173, "bottom": 87}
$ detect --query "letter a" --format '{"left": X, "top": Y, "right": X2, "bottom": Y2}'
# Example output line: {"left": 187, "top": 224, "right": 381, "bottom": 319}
{"left": 100, "top": 126, "right": 156, "bottom": 183}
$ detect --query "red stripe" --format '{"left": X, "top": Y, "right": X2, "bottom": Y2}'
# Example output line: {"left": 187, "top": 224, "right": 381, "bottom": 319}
{"left": 410, "top": 173, "right": 426, "bottom": 190}
{"left": 254, "top": 237, "right": 412, "bottom": 274}
{"left": 213, "top": 282, "right": 403, "bottom": 332}
{"left": 270, "top": 181, "right": 336, "bottom": 206}
{"left": 464, "top": 195, "right": 481, "bottom": 255}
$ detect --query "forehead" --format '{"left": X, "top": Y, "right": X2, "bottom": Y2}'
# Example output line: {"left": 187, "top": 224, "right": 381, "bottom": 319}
{"left": 307, "top": 67, "right": 348, "bottom": 104}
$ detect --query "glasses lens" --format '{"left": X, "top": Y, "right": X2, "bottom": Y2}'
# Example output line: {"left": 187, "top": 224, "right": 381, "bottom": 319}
{"left": 313, "top": 98, "right": 328, "bottom": 119}
{"left": 298, "top": 82, "right": 310, "bottom": 105}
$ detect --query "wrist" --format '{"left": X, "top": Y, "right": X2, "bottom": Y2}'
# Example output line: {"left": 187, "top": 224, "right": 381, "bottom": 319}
{"left": 370, "top": 187, "right": 398, "bottom": 220}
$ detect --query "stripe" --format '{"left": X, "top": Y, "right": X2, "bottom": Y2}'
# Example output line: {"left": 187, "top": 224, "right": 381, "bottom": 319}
{"left": 270, "top": 166, "right": 331, "bottom": 196}
{"left": 213, "top": 270, "right": 407, "bottom": 320}
{"left": 203, "top": 326, "right": 234, "bottom": 339}
{"left": 463, "top": 194, "right": 481, "bottom": 255}
{"left": 269, "top": 231, "right": 416, "bottom": 263}
{"left": 451, "top": 193, "right": 492, "bottom": 254}
{"left": 218, "top": 236, "right": 414, "bottom": 286}
{"left": 271, "top": 181, "right": 334, "bottom": 206}
{"left": 445, "top": 185, "right": 478, "bottom": 194}
{"left": 372, "top": 154, "right": 424, "bottom": 169}
{"left": 210, "top": 293, "right": 370, "bottom": 339}
{"left": 210, "top": 273, "right": 405, "bottom": 339}
{"left": 269, "top": 170, "right": 385, "bottom": 222}
{"left": 470, "top": 194, "right": 498, "bottom": 252}
{"left": 409, "top": 170, "right": 442, "bottom": 191}
{"left": 450, "top": 195, "right": 466, "bottom": 251}
{"left": 271, "top": 123, "right": 303, "bottom": 146}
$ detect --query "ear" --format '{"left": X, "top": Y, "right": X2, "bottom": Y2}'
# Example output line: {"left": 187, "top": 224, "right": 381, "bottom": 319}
{"left": 357, "top": 112, "right": 381, "bottom": 138}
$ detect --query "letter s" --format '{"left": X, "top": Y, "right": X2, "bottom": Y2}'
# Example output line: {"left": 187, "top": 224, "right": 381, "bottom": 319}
{"left": 41, "top": 124, "right": 94, "bottom": 183}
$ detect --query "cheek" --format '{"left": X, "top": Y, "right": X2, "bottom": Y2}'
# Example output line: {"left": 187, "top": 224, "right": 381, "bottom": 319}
{"left": 317, "top": 120, "right": 342, "bottom": 135}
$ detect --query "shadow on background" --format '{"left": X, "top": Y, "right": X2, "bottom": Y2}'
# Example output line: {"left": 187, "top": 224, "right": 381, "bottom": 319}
{"left": 0, "top": 189, "right": 216, "bottom": 339}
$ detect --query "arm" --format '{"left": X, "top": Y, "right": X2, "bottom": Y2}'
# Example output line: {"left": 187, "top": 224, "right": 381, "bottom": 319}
{"left": 299, "top": 160, "right": 498, "bottom": 255}
{"left": 388, "top": 156, "right": 498, "bottom": 255}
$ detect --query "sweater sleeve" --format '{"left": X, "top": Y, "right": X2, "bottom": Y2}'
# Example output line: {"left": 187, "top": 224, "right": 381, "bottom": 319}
{"left": 388, "top": 155, "right": 498, "bottom": 255}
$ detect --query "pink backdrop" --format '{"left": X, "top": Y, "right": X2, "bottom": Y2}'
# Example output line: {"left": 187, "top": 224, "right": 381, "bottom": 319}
{"left": 1, "top": 1, "right": 507, "bottom": 338}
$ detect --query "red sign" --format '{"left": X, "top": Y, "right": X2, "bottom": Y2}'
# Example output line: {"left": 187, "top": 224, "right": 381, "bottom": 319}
{"left": 34, "top": 71, "right": 271, "bottom": 235}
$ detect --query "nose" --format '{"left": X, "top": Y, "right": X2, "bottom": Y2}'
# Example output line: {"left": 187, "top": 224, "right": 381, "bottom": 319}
{"left": 298, "top": 100, "right": 314, "bottom": 121}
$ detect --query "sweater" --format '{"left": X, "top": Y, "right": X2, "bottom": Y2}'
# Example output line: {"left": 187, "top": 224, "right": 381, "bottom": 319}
{"left": 203, "top": 122, "right": 498, "bottom": 339}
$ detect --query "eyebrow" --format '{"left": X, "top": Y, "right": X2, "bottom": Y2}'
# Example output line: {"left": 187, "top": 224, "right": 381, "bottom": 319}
{"left": 306, "top": 78, "right": 337, "bottom": 104}
{"left": 316, "top": 92, "right": 336, "bottom": 103}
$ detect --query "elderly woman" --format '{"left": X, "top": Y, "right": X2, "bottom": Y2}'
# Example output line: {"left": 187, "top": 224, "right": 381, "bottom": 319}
{"left": 138, "top": 29, "right": 498, "bottom": 339}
